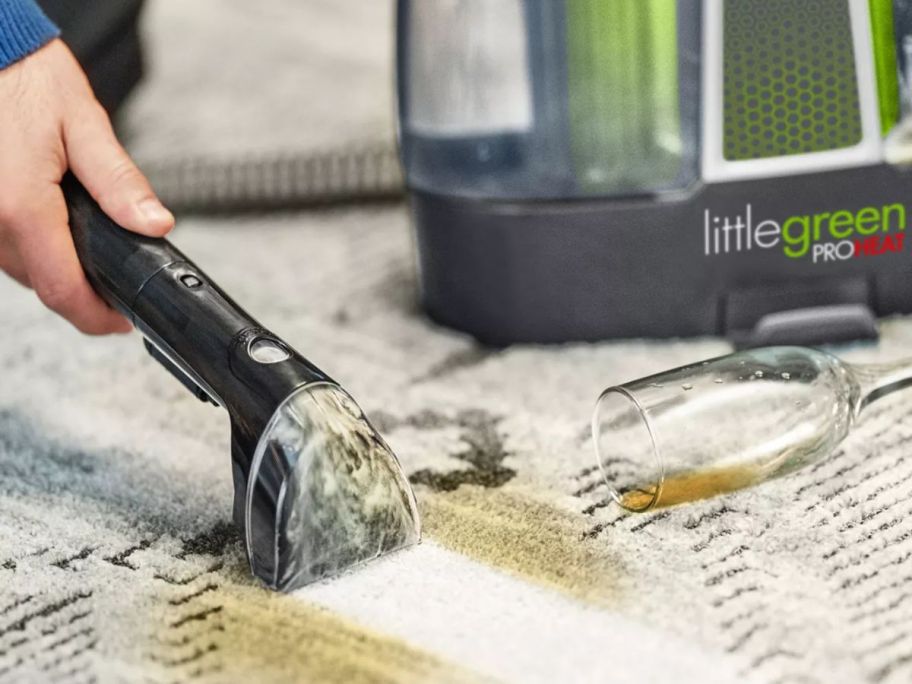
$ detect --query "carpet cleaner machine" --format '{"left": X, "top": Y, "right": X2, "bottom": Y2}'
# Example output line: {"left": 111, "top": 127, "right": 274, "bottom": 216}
{"left": 397, "top": 0, "right": 912, "bottom": 346}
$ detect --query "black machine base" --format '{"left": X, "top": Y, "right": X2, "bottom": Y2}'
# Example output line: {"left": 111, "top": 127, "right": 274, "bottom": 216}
{"left": 411, "top": 163, "right": 912, "bottom": 347}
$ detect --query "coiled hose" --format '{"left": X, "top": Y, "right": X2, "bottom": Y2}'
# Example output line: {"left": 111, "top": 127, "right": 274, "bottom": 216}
{"left": 139, "top": 142, "right": 406, "bottom": 214}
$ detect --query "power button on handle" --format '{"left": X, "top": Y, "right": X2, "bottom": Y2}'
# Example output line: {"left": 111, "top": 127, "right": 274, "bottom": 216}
{"left": 181, "top": 273, "right": 203, "bottom": 289}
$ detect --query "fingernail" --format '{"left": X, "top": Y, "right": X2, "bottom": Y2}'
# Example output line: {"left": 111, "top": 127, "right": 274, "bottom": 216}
{"left": 137, "top": 198, "right": 173, "bottom": 226}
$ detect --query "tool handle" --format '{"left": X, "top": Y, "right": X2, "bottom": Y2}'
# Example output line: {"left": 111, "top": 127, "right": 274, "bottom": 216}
{"left": 64, "top": 174, "right": 187, "bottom": 318}
{"left": 63, "top": 173, "right": 329, "bottom": 417}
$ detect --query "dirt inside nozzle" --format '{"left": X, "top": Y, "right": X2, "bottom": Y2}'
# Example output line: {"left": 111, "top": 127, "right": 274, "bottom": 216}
{"left": 249, "top": 385, "right": 421, "bottom": 591}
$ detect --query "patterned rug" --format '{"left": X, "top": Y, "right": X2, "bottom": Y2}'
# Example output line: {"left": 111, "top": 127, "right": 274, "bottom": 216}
{"left": 2, "top": 2, "right": 912, "bottom": 683}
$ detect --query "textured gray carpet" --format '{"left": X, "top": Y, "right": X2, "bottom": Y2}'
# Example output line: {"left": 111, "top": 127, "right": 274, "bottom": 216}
{"left": 2, "top": 2, "right": 912, "bottom": 683}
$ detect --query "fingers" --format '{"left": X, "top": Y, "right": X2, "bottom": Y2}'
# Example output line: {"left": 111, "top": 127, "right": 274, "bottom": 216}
{"left": 9, "top": 184, "right": 132, "bottom": 335}
{"left": 0, "top": 40, "right": 138, "bottom": 335}
{"left": 63, "top": 100, "right": 174, "bottom": 238}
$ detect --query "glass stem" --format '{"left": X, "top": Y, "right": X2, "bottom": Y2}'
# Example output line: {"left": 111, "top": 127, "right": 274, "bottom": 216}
{"left": 849, "top": 358, "right": 912, "bottom": 415}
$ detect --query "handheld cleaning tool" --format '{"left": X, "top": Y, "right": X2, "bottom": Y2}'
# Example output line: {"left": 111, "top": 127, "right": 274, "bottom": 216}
{"left": 62, "top": 174, "right": 421, "bottom": 591}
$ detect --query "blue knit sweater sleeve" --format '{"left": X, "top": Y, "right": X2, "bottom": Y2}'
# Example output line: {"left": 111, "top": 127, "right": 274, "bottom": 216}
{"left": 0, "top": 0, "right": 58, "bottom": 69}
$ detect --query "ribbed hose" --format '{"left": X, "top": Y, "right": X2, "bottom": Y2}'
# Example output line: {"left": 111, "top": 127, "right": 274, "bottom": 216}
{"left": 139, "top": 142, "right": 406, "bottom": 214}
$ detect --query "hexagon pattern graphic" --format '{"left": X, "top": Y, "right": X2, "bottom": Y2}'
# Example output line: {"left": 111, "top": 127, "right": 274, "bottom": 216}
{"left": 723, "top": 0, "right": 862, "bottom": 160}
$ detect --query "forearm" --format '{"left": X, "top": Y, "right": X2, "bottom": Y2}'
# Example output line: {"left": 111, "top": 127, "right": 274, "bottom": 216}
{"left": 0, "top": 0, "right": 57, "bottom": 69}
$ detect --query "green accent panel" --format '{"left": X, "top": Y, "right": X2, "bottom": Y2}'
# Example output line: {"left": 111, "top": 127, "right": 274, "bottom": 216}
{"left": 565, "top": 0, "right": 680, "bottom": 193}
{"left": 869, "top": 0, "right": 900, "bottom": 135}
{"left": 723, "top": 0, "right": 863, "bottom": 161}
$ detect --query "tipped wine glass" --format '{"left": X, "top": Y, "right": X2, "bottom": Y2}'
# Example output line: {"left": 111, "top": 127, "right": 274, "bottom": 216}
{"left": 592, "top": 346, "right": 912, "bottom": 512}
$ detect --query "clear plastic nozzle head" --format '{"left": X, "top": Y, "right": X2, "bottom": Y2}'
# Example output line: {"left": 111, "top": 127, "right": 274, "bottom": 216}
{"left": 245, "top": 383, "right": 421, "bottom": 591}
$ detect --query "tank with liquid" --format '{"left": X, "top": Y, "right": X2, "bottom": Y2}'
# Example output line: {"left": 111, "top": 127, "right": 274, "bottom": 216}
{"left": 396, "top": 0, "right": 702, "bottom": 200}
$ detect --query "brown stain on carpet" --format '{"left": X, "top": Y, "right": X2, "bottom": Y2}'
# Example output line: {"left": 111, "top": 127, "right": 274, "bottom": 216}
{"left": 154, "top": 582, "right": 486, "bottom": 684}
{"left": 420, "top": 487, "right": 620, "bottom": 605}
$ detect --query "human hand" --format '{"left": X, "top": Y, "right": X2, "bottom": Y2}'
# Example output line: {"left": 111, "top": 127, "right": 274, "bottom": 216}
{"left": 0, "top": 38, "right": 174, "bottom": 334}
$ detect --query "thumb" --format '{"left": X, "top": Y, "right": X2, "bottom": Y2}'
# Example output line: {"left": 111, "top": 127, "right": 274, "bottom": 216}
{"left": 63, "top": 99, "right": 174, "bottom": 237}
